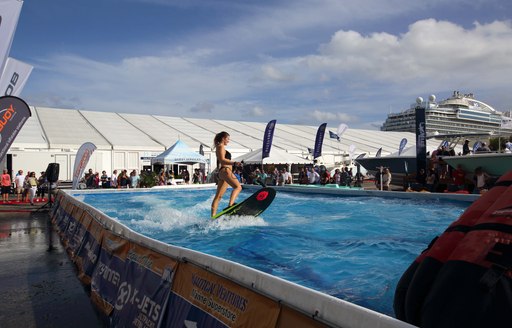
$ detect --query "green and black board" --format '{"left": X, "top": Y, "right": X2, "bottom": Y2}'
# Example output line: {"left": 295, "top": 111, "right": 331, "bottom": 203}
{"left": 211, "top": 187, "right": 276, "bottom": 219}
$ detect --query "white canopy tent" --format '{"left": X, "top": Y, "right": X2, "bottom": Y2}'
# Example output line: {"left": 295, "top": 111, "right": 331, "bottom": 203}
{"left": 233, "top": 147, "right": 311, "bottom": 164}
{"left": 151, "top": 140, "right": 207, "bottom": 165}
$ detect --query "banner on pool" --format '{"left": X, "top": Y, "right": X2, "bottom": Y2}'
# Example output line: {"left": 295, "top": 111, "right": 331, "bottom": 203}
{"left": 163, "top": 262, "right": 280, "bottom": 327}
{"left": 90, "top": 231, "right": 131, "bottom": 315}
{"left": 277, "top": 305, "right": 329, "bottom": 328}
{"left": 75, "top": 214, "right": 104, "bottom": 285}
{"left": 110, "top": 241, "right": 177, "bottom": 327}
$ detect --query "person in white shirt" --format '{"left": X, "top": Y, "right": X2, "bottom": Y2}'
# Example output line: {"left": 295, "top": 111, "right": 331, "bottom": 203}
{"left": 309, "top": 168, "right": 320, "bottom": 184}
{"left": 505, "top": 140, "right": 512, "bottom": 153}
{"left": 111, "top": 170, "right": 118, "bottom": 188}
{"left": 14, "top": 170, "right": 25, "bottom": 202}
{"left": 282, "top": 168, "right": 292, "bottom": 184}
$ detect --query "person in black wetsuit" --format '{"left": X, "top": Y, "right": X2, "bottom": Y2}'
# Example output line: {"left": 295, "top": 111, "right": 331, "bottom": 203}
{"left": 211, "top": 131, "right": 242, "bottom": 217}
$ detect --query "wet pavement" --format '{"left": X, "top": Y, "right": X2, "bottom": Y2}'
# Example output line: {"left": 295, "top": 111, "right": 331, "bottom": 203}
{"left": 0, "top": 201, "right": 108, "bottom": 327}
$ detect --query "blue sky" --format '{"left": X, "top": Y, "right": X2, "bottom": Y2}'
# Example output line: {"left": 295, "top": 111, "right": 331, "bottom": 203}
{"left": 9, "top": 0, "right": 512, "bottom": 129}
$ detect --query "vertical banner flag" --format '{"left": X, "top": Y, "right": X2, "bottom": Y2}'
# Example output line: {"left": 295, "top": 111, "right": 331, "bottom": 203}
{"left": 313, "top": 123, "right": 327, "bottom": 159}
{"left": 337, "top": 123, "right": 348, "bottom": 138}
{"left": 262, "top": 119, "right": 276, "bottom": 159}
{"left": 0, "top": 95, "right": 30, "bottom": 162}
{"left": 329, "top": 130, "right": 339, "bottom": 140}
{"left": 0, "top": 0, "right": 23, "bottom": 76}
{"left": 199, "top": 144, "right": 206, "bottom": 174}
{"left": 0, "top": 57, "right": 33, "bottom": 96}
{"left": 376, "top": 147, "right": 382, "bottom": 157}
{"left": 398, "top": 138, "right": 407, "bottom": 156}
{"left": 72, "top": 142, "right": 97, "bottom": 189}
{"left": 349, "top": 144, "right": 356, "bottom": 160}
{"left": 415, "top": 104, "right": 427, "bottom": 174}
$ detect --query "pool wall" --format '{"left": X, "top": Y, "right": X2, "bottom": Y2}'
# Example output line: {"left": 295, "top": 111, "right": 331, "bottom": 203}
{"left": 52, "top": 186, "right": 417, "bottom": 328}
{"left": 244, "top": 184, "right": 480, "bottom": 203}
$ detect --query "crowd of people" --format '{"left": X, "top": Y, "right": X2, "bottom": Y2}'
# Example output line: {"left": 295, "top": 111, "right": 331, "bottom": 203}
{"left": 409, "top": 142, "right": 495, "bottom": 194}
{"left": 1, "top": 169, "right": 55, "bottom": 204}
{"left": 226, "top": 164, "right": 365, "bottom": 188}
{"left": 79, "top": 168, "right": 141, "bottom": 189}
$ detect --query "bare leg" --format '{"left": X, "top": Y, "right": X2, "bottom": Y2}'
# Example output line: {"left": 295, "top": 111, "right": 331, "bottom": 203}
{"left": 222, "top": 171, "right": 242, "bottom": 206}
{"left": 211, "top": 180, "right": 229, "bottom": 217}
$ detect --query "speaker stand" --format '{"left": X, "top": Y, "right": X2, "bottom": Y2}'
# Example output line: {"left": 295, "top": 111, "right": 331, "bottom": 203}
{"left": 37, "top": 183, "right": 53, "bottom": 211}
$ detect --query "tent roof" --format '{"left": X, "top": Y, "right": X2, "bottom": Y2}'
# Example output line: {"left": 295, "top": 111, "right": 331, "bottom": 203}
{"left": 12, "top": 106, "right": 452, "bottom": 158}
{"left": 151, "top": 140, "right": 207, "bottom": 165}
{"left": 233, "top": 147, "right": 311, "bottom": 164}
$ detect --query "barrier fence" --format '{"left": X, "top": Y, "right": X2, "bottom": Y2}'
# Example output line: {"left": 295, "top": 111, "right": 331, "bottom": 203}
{"left": 51, "top": 189, "right": 415, "bottom": 328}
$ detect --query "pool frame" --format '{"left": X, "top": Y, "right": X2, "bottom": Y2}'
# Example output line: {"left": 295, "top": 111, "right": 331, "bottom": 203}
{"left": 56, "top": 183, "right": 472, "bottom": 327}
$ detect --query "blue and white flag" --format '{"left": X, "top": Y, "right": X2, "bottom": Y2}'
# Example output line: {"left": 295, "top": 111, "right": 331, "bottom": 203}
{"left": 441, "top": 140, "right": 449, "bottom": 148}
{"left": 473, "top": 141, "right": 482, "bottom": 153}
{"left": 262, "top": 119, "right": 276, "bottom": 159}
{"left": 313, "top": 123, "right": 327, "bottom": 159}
{"left": 398, "top": 138, "right": 407, "bottom": 156}
{"left": 329, "top": 130, "right": 339, "bottom": 141}
{"left": 376, "top": 147, "right": 382, "bottom": 157}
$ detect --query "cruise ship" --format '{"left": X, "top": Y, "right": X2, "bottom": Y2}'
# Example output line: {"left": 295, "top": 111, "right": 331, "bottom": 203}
{"left": 381, "top": 91, "right": 512, "bottom": 135}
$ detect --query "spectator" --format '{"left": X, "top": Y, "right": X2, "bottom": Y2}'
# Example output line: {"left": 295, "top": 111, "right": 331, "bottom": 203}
{"left": 111, "top": 170, "right": 118, "bottom": 188}
{"left": 452, "top": 164, "right": 466, "bottom": 190}
{"left": 425, "top": 168, "right": 437, "bottom": 192}
{"left": 1, "top": 169, "right": 11, "bottom": 202}
{"left": 505, "top": 139, "right": 512, "bottom": 153}
{"left": 309, "top": 167, "right": 320, "bottom": 184}
{"left": 14, "top": 169, "right": 25, "bottom": 202}
{"left": 473, "top": 167, "right": 490, "bottom": 194}
{"left": 27, "top": 172, "right": 38, "bottom": 205}
{"left": 462, "top": 139, "right": 471, "bottom": 155}
{"left": 282, "top": 168, "right": 292, "bottom": 184}
{"left": 118, "top": 170, "right": 130, "bottom": 188}
{"left": 100, "top": 171, "right": 109, "bottom": 188}
{"left": 130, "top": 170, "right": 139, "bottom": 188}
{"left": 382, "top": 168, "right": 392, "bottom": 191}
{"left": 37, "top": 172, "right": 48, "bottom": 199}
{"left": 476, "top": 142, "right": 491, "bottom": 153}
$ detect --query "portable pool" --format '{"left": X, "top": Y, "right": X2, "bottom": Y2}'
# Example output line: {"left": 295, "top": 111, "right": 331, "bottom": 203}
{"left": 73, "top": 186, "right": 469, "bottom": 317}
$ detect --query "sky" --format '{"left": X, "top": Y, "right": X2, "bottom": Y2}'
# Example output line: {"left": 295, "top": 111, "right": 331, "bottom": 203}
{"left": 7, "top": 0, "right": 512, "bottom": 129}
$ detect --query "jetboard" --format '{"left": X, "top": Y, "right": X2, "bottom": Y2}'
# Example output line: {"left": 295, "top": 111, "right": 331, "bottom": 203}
{"left": 211, "top": 187, "right": 276, "bottom": 219}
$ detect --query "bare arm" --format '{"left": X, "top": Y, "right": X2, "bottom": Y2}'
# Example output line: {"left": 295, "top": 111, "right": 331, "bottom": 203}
{"left": 216, "top": 145, "right": 236, "bottom": 166}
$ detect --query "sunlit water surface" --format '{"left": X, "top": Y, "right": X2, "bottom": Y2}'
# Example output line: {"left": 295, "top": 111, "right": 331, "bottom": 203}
{"left": 75, "top": 188, "right": 468, "bottom": 316}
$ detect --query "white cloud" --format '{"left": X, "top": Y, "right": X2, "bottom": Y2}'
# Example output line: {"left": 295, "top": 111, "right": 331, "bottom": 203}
{"left": 22, "top": 1, "right": 512, "bottom": 129}
{"left": 308, "top": 110, "right": 358, "bottom": 123}
{"left": 246, "top": 106, "right": 265, "bottom": 117}
{"left": 190, "top": 102, "right": 215, "bottom": 113}
{"left": 304, "top": 19, "right": 512, "bottom": 85}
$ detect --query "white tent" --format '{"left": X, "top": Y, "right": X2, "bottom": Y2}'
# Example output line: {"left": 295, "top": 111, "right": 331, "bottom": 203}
{"left": 233, "top": 148, "right": 311, "bottom": 164}
{"left": 151, "top": 140, "right": 207, "bottom": 165}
